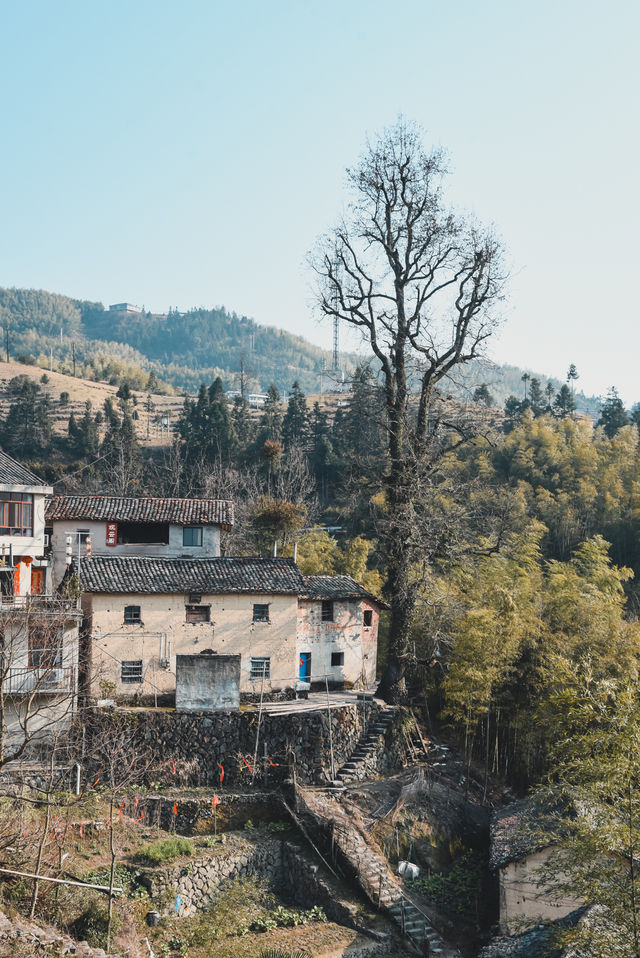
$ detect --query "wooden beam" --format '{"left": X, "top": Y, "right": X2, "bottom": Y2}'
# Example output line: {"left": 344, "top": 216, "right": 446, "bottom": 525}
{"left": 0, "top": 867, "right": 123, "bottom": 893}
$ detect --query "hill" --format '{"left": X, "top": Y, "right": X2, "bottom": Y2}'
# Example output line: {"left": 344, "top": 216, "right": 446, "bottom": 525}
{"left": 0, "top": 287, "right": 602, "bottom": 415}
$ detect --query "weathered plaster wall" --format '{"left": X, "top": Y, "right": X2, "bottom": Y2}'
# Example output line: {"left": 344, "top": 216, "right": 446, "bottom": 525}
{"left": 84, "top": 591, "right": 299, "bottom": 697}
{"left": 296, "top": 598, "right": 378, "bottom": 687}
{"left": 499, "top": 848, "right": 583, "bottom": 932}
{"left": 50, "top": 521, "right": 221, "bottom": 584}
{"left": 176, "top": 653, "right": 241, "bottom": 711}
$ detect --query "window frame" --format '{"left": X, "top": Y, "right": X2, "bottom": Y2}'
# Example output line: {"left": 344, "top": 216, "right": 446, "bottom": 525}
{"left": 0, "top": 492, "right": 34, "bottom": 537}
{"left": 121, "top": 660, "right": 143, "bottom": 684}
{"left": 363, "top": 609, "right": 373, "bottom": 628}
{"left": 183, "top": 527, "right": 203, "bottom": 547}
{"left": 252, "top": 603, "right": 270, "bottom": 623}
{"left": 321, "top": 600, "right": 334, "bottom": 622}
{"left": 330, "top": 651, "right": 344, "bottom": 667}
{"left": 124, "top": 605, "right": 142, "bottom": 625}
{"left": 250, "top": 656, "right": 271, "bottom": 680}
{"left": 185, "top": 604, "right": 211, "bottom": 624}
{"left": 28, "top": 625, "right": 62, "bottom": 669}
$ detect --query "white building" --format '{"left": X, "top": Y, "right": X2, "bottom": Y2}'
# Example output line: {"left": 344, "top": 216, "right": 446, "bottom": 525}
{"left": 46, "top": 495, "right": 234, "bottom": 585}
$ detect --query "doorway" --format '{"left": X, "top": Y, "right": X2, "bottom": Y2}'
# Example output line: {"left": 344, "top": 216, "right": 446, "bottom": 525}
{"left": 299, "top": 652, "right": 311, "bottom": 682}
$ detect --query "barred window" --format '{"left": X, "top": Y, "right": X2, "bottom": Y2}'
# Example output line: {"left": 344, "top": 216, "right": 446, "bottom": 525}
{"left": 321, "top": 600, "right": 334, "bottom": 622}
{"left": 252, "top": 603, "right": 270, "bottom": 623}
{"left": 363, "top": 610, "right": 373, "bottom": 627}
{"left": 124, "top": 605, "right": 141, "bottom": 624}
{"left": 121, "top": 660, "right": 143, "bottom": 684}
{"left": 331, "top": 651, "right": 344, "bottom": 667}
{"left": 250, "top": 657, "right": 270, "bottom": 680}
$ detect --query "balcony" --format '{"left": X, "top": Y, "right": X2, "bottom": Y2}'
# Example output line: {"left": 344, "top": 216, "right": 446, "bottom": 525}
{"left": 0, "top": 594, "right": 82, "bottom": 619}
{"left": 4, "top": 666, "right": 76, "bottom": 696}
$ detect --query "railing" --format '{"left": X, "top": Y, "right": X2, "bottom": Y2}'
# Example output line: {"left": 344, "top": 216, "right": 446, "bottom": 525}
{"left": 4, "top": 666, "right": 76, "bottom": 696}
{"left": 0, "top": 594, "right": 81, "bottom": 617}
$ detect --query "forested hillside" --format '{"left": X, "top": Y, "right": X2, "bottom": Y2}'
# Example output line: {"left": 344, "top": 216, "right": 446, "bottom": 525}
{"left": 0, "top": 287, "right": 601, "bottom": 411}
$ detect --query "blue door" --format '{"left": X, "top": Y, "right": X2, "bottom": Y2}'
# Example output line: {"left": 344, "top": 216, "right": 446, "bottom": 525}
{"left": 299, "top": 652, "right": 311, "bottom": 682}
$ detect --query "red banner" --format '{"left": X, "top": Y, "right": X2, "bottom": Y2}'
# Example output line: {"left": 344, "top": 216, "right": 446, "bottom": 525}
{"left": 106, "top": 523, "right": 117, "bottom": 546}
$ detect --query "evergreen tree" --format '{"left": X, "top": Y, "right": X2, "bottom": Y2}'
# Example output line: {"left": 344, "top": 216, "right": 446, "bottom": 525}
{"left": 0, "top": 376, "right": 53, "bottom": 457}
{"left": 597, "top": 386, "right": 629, "bottom": 438}
{"left": 282, "top": 381, "right": 309, "bottom": 449}
{"left": 76, "top": 400, "right": 100, "bottom": 458}
{"left": 553, "top": 384, "right": 576, "bottom": 418}
{"left": 472, "top": 383, "right": 494, "bottom": 406}
{"left": 231, "top": 395, "right": 254, "bottom": 453}
{"left": 255, "top": 384, "right": 283, "bottom": 447}
{"left": 528, "top": 377, "right": 545, "bottom": 416}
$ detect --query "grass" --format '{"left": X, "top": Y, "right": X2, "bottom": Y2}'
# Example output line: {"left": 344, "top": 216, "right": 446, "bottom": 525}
{"left": 134, "top": 837, "right": 194, "bottom": 865}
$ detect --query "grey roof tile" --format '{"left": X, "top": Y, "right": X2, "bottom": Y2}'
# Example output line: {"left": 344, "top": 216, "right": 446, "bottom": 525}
{"left": 46, "top": 495, "right": 233, "bottom": 527}
{"left": 301, "top": 574, "right": 386, "bottom": 606}
{"left": 0, "top": 451, "right": 49, "bottom": 487}
{"left": 79, "top": 555, "right": 304, "bottom": 595}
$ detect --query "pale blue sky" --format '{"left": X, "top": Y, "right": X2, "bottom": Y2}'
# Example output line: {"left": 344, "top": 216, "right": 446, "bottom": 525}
{"left": 0, "top": 1, "right": 638, "bottom": 402}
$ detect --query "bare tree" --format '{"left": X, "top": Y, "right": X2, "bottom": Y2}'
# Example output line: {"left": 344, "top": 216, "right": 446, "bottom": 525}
{"left": 311, "top": 119, "right": 505, "bottom": 702}
{"left": 86, "top": 716, "right": 153, "bottom": 951}
{"left": 0, "top": 600, "right": 81, "bottom": 770}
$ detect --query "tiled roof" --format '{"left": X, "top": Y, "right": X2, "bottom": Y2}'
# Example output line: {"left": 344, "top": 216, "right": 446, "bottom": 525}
{"left": 0, "top": 451, "right": 50, "bottom": 488}
{"left": 477, "top": 908, "right": 589, "bottom": 958}
{"left": 490, "top": 799, "right": 546, "bottom": 870}
{"left": 301, "top": 574, "right": 386, "bottom": 606}
{"left": 79, "top": 555, "right": 304, "bottom": 595}
{"left": 46, "top": 496, "right": 234, "bottom": 527}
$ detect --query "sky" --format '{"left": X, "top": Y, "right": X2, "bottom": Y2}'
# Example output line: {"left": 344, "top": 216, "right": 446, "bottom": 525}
{"left": 0, "top": 0, "right": 638, "bottom": 403}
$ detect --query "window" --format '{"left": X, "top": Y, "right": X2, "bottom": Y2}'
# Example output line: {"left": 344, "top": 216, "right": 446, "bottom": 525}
{"left": 183, "top": 527, "right": 203, "bottom": 547}
{"left": 188, "top": 592, "right": 202, "bottom": 604}
{"left": 28, "top": 625, "right": 62, "bottom": 669}
{"left": 186, "top": 604, "right": 211, "bottom": 623}
{"left": 124, "top": 605, "right": 141, "bottom": 624}
{"left": 331, "top": 651, "right": 344, "bottom": 667}
{"left": 253, "top": 603, "right": 270, "bottom": 623}
{"left": 321, "top": 600, "right": 334, "bottom": 622}
{"left": 363, "top": 610, "right": 373, "bottom": 628}
{"left": 121, "top": 660, "right": 143, "bottom": 684}
{"left": 0, "top": 493, "right": 33, "bottom": 536}
{"left": 250, "top": 656, "right": 270, "bottom": 680}
{"left": 116, "top": 521, "right": 169, "bottom": 545}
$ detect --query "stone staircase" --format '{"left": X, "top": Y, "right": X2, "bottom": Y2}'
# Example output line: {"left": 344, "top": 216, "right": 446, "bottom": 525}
{"left": 297, "top": 787, "right": 460, "bottom": 957}
{"left": 333, "top": 709, "right": 395, "bottom": 786}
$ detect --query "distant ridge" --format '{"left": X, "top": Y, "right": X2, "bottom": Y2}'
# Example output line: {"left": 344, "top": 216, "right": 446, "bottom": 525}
{"left": 0, "top": 287, "right": 601, "bottom": 414}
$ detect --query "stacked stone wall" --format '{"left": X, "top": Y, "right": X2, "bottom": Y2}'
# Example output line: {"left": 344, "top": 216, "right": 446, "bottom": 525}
{"left": 81, "top": 702, "right": 387, "bottom": 786}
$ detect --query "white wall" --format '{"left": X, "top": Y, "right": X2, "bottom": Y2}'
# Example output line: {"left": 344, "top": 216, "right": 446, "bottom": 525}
{"left": 50, "top": 520, "right": 221, "bottom": 584}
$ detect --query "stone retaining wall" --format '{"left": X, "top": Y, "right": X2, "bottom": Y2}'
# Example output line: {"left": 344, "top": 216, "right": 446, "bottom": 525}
{"left": 141, "top": 834, "right": 283, "bottom": 912}
{"left": 82, "top": 702, "right": 386, "bottom": 786}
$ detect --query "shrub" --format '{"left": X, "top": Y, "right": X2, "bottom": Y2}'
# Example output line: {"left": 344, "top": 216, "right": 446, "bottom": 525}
{"left": 134, "top": 837, "right": 193, "bottom": 865}
{"left": 72, "top": 901, "right": 121, "bottom": 947}
{"left": 59, "top": 390, "right": 70, "bottom": 404}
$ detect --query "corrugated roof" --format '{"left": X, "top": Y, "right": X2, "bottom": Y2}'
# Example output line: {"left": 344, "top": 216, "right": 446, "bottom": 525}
{"left": 301, "top": 574, "right": 386, "bottom": 606}
{"left": 0, "top": 451, "right": 50, "bottom": 488}
{"left": 79, "top": 555, "right": 304, "bottom": 595}
{"left": 46, "top": 495, "right": 233, "bottom": 527}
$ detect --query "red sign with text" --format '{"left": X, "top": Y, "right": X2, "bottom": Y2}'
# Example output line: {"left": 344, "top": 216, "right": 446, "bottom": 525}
{"left": 106, "top": 523, "right": 117, "bottom": 546}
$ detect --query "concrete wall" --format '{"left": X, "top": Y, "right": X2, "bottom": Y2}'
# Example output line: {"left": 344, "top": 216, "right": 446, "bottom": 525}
{"left": 499, "top": 848, "right": 583, "bottom": 932}
{"left": 176, "top": 653, "right": 240, "bottom": 711}
{"left": 49, "top": 520, "right": 221, "bottom": 585}
{"left": 84, "top": 591, "right": 300, "bottom": 698}
{"left": 2, "top": 616, "right": 79, "bottom": 746}
{"left": 0, "top": 486, "right": 51, "bottom": 561}
{"left": 297, "top": 597, "right": 379, "bottom": 687}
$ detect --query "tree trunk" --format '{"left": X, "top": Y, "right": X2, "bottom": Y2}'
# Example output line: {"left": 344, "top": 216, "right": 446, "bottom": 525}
{"left": 29, "top": 796, "right": 51, "bottom": 919}
{"left": 106, "top": 798, "right": 116, "bottom": 951}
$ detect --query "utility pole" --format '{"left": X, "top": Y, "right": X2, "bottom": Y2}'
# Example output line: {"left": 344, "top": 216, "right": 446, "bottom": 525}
{"left": 4, "top": 317, "right": 9, "bottom": 363}
{"left": 71, "top": 342, "right": 76, "bottom": 378}
{"left": 239, "top": 356, "right": 246, "bottom": 399}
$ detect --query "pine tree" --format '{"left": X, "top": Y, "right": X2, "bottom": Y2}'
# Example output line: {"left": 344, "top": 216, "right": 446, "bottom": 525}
{"left": 597, "top": 387, "right": 629, "bottom": 438}
{"left": 282, "top": 381, "right": 309, "bottom": 449}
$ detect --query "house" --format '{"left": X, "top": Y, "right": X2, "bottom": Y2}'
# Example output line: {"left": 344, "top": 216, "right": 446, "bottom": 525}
{"left": 491, "top": 800, "right": 583, "bottom": 933}
{"left": 78, "top": 555, "right": 384, "bottom": 703}
{"left": 297, "top": 575, "right": 382, "bottom": 687}
{"left": 46, "top": 495, "right": 234, "bottom": 585}
{"left": 0, "top": 453, "right": 81, "bottom": 751}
